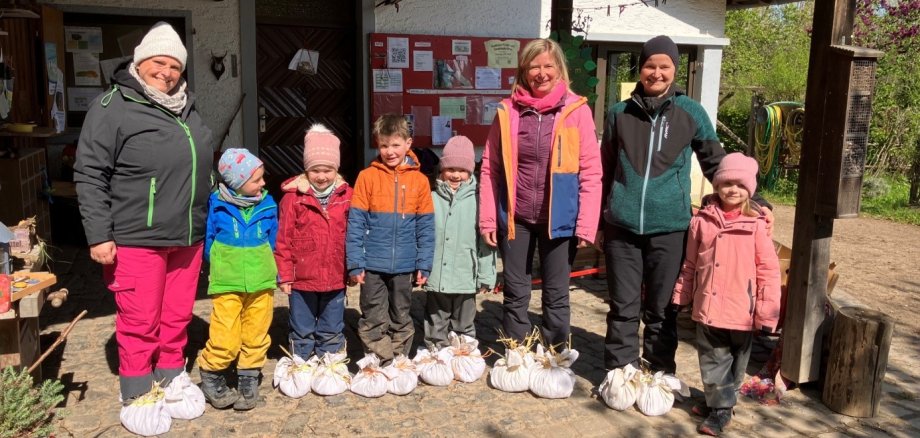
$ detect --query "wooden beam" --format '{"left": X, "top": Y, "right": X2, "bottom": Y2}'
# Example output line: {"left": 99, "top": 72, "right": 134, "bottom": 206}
{"left": 781, "top": 0, "right": 854, "bottom": 383}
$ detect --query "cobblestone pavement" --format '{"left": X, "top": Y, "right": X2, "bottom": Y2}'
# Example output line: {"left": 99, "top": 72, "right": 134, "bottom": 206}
{"left": 36, "top": 246, "right": 920, "bottom": 438}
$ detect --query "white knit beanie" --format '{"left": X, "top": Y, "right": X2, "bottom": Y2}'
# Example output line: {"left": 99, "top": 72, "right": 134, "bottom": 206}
{"left": 133, "top": 22, "right": 187, "bottom": 72}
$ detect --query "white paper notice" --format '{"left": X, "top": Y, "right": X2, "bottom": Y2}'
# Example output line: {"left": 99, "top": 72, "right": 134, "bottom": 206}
{"left": 475, "top": 67, "right": 502, "bottom": 89}
{"left": 432, "top": 116, "right": 452, "bottom": 145}
{"left": 413, "top": 50, "right": 433, "bottom": 72}
{"left": 67, "top": 87, "right": 103, "bottom": 112}
{"left": 387, "top": 37, "right": 410, "bottom": 68}
{"left": 65, "top": 26, "right": 103, "bottom": 53}
{"left": 373, "top": 69, "right": 403, "bottom": 93}
{"left": 73, "top": 53, "right": 102, "bottom": 86}
{"left": 452, "top": 40, "right": 471, "bottom": 55}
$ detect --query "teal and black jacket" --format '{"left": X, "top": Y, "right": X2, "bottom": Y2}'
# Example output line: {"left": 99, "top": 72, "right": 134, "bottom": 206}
{"left": 205, "top": 191, "right": 278, "bottom": 295}
{"left": 601, "top": 85, "right": 726, "bottom": 235}
{"left": 74, "top": 65, "right": 213, "bottom": 247}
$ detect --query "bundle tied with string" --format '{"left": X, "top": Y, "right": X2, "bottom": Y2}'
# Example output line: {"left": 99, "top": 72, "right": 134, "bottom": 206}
{"left": 311, "top": 351, "right": 352, "bottom": 396}
{"left": 350, "top": 353, "right": 389, "bottom": 398}
{"left": 488, "top": 329, "right": 538, "bottom": 393}
{"left": 162, "top": 369, "right": 205, "bottom": 420}
{"left": 413, "top": 347, "right": 454, "bottom": 386}
{"left": 598, "top": 363, "right": 641, "bottom": 411}
{"left": 119, "top": 381, "right": 172, "bottom": 437}
{"left": 528, "top": 337, "right": 579, "bottom": 399}
{"left": 273, "top": 346, "right": 318, "bottom": 398}
{"left": 382, "top": 354, "right": 419, "bottom": 395}
{"left": 447, "top": 332, "right": 487, "bottom": 383}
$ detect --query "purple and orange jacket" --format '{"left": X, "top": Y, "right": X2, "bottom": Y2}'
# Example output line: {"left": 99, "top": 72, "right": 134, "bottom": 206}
{"left": 479, "top": 90, "right": 603, "bottom": 242}
{"left": 346, "top": 151, "right": 435, "bottom": 276}
{"left": 672, "top": 198, "right": 782, "bottom": 332}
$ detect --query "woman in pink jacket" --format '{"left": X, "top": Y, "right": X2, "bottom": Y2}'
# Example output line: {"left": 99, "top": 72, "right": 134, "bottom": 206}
{"left": 671, "top": 153, "right": 781, "bottom": 436}
{"left": 479, "top": 38, "right": 602, "bottom": 346}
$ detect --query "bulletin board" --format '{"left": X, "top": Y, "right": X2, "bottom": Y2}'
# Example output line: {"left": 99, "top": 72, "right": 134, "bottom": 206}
{"left": 369, "top": 33, "right": 531, "bottom": 148}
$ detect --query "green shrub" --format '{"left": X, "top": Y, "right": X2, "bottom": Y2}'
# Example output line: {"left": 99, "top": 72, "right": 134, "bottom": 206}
{"left": 0, "top": 367, "right": 64, "bottom": 438}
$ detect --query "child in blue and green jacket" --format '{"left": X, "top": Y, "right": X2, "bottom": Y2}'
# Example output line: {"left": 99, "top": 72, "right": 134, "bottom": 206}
{"left": 198, "top": 148, "right": 278, "bottom": 411}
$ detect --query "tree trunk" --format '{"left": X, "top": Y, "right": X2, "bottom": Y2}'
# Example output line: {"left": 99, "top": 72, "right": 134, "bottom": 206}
{"left": 822, "top": 306, "right": 894, "bottom": 417}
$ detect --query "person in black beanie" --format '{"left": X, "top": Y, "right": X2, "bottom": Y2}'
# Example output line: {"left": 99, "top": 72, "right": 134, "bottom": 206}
{"left": 598, "top": 35, "right": 773, "bottom": 432}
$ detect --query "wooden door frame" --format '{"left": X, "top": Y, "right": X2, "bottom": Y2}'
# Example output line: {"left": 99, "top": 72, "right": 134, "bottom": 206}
{"left": 240, "top": 0, "right": 372, "bottom": 164}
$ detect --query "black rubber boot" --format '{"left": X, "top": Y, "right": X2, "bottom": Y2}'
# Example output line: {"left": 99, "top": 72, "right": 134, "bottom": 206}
{"left": 233, "top": 369, "right": 260, "bottom": 411}
{"left": 698, "top": 408, "right": 733, "bottom": 436}
{"left": 199, "top": 369, "right": 239, "bottom": 409}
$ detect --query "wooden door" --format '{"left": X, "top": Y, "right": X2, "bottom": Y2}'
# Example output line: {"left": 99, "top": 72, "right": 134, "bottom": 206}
{"left": 255, "top": 22, "right": 357, "bottom": 196}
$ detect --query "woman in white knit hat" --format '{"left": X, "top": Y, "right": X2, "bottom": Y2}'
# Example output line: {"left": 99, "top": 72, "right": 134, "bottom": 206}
{"left": 74, "top": 21, "right": 214, "bottom": 409}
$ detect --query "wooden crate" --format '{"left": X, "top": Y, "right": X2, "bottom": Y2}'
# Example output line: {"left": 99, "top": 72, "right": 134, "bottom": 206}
{"left": 0, "top": 148, "right": 51, "bottom": 240}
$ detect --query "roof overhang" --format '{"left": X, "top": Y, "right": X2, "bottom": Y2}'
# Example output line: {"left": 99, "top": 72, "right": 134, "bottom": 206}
{"left": 586, "top": 33, "right": 730, "bottom": 47}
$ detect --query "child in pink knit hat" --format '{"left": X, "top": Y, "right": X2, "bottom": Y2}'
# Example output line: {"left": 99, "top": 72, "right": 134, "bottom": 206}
{"left": 422, "top": 135, "right": 496, "bottom": 347}
{"left": 672, "top": 152, "right": 781, "bottom": 436}
{"left": 274, "top": 124, "right": 353, "bottom": 360}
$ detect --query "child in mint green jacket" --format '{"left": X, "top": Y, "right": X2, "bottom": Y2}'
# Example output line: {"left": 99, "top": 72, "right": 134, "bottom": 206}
{"left": 199, "top": 148, "right": 277, "bottom": 411}
{"left": 423, "top": 136, "right": 496, "bottom": 348}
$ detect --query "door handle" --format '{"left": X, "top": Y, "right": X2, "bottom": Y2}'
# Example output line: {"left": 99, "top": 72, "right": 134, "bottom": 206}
{"left": 259, "top": 106, "right": 267, "bottom": 133}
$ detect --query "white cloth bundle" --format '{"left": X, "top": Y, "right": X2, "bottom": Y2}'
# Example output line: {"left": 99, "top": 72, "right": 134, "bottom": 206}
{"left": 350, "top": 354, "right": 389, "bottom": 398}
{"left": 636, "top": 371, "right": 676, "bottom": 416}
{"left": 447, "top": 332, "right": 486, "bottom": 383}
{"left": 273, "top": 354, "right": 318, "bottom": 398}
{"left": 382, "top": 355, "right": 418, "bottom": 395}
{"left": 413, "top": 348, "right": 454, "bottom": 386}
{"left": 162, "top": 371, "right": 205, "bottom": 420}
{"left": 489, "top": 347, "right": 534, "bottom": 392}
{"left": 312, "top": 351, "right": 352, "bottom": 396}
{"left": 528, "top": 345, "right": 579, "bottom": 399}
{"left": 120, "top": 385, "right": 172, "bottom": 436}
{"left": 598, "top": 364, "right": 640, "bottom": 411}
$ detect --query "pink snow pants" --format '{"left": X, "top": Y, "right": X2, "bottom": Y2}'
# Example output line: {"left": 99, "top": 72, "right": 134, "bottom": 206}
{"left": 105, "top": 243, "right": 202, "bottom": 382}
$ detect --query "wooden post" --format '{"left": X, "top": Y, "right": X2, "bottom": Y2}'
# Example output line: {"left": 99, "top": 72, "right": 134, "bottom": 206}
{"left": 822, "top": 307, "right": 894, "bottom": 417}
{"left": 781, "top": 0, "right": 855, "bottom": 383}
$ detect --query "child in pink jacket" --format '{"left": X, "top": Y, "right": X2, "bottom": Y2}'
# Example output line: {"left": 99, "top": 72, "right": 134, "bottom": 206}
{"left": 672, "top": 153, "right": 781, "bottom": 437}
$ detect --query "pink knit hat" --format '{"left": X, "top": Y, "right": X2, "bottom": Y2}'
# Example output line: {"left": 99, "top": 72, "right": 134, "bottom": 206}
{"left": 440, "top": 135, "right": 475, "bottom": 173}
{"left": 713, "top": 152, "right": 759, "bottom": 194}
{"left": 303, "top": 123, "right": 341, "bottom": 170}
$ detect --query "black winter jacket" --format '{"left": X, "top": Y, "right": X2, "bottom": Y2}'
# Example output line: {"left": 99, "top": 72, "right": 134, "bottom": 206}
{"left": 74, "top": 66, "right": 214, "bottom": 247}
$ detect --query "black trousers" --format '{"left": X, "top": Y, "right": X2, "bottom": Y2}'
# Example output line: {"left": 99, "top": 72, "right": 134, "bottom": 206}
{"left": 603, "top": 223, "right": 685, "bottom": 373}
{"left": 499, "top": 221, "right": 576, "bottom": 346}
{"left": 358, "top": 271, "right": 414, "bottom": 362}
{"left": 697, "top": 324, "right": 753, "bottom": 409}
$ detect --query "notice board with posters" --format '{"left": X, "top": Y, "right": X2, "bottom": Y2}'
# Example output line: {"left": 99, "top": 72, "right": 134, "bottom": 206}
{"left": 369, "top": 33, "right": 532, "bottom": 148}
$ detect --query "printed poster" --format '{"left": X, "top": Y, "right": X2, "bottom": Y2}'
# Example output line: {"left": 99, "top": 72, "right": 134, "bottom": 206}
{"left": 413, "top": 50, "right": 433, "bottom": 72}
{"left": 387, "top": 37, "right": 410, "bottom": 69}
{"left": 475, "top": 67, "right": 501, "bottom": 89}
{"left": 439, "top": 97, "right": 466, "bottom": 119}
{"left": 73, "top": 53, "right": 102, "bottom": 86}
{"left": 484, "top": 40, "right": 520, "bottom": 68}
{"left": 373, "top": 69, "right": 403, "bottom": 93}
{"left": 432, "top": 116, "right": 452, "bottom": 145}
{"left": 67, "top": 87, "right": 103, "bottom": 112}
{"left": 65, "top": 27, "right": 103, "bottom": 53}
{"left": 452, "top": 40, "right": 471, "bottom": 55}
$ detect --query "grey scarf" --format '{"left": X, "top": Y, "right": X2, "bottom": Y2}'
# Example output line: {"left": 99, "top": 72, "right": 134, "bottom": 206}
{"left": 217, "top": 183, "right": 262, "bottom": 208}
{"left": 128, "top": 62, "right": 188, "bottom": 114}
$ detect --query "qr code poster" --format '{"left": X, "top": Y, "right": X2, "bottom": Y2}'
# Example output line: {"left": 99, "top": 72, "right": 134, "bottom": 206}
{"left": 387, "top": 37, "right": 410, "bottom": 69}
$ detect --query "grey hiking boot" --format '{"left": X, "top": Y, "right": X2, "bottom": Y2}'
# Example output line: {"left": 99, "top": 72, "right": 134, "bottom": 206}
{"left": 233, "top": 369, "right": 260, "bottom": 411}
{"left": 199, "top": 369, "right": 239, "bottom": 409}
{"left": 698, "top": 408, "right": 733, "bottom": 436}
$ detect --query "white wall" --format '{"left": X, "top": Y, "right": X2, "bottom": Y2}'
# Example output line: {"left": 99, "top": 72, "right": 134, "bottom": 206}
{"left": 374, "top": 0, "right": 551, "bottom": 38}
{"left": 576, "top": 0, "right": 726, "bottom": 38}
{"left": 44, "top": 0, "right": 243, "bottom": 149}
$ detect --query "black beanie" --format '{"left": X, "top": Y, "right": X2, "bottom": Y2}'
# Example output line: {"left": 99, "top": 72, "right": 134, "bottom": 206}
{"left": 639, "top": 35, "right": 679, "bottom": 68}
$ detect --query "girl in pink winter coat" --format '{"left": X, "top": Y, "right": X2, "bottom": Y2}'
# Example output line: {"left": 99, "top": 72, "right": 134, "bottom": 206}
{"left": 671, "top": 153, "right": 781, "bottom": 437}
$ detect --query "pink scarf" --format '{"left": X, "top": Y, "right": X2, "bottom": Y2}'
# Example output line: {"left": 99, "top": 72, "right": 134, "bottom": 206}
{"left": 512, "top": 82, "right": 568, "bottom": 113}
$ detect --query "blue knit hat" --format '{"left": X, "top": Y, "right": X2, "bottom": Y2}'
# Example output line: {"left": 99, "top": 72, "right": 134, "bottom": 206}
{"left": 218, "top": 148, "right": 263, "bottom": 191}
